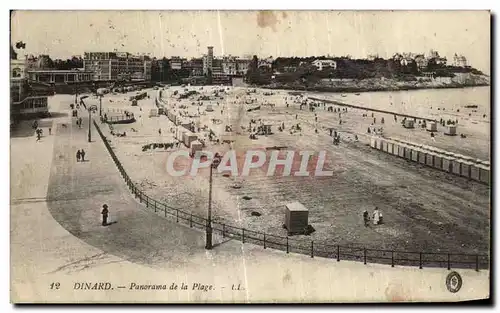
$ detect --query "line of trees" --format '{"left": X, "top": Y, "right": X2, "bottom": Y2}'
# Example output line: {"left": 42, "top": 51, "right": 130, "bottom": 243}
{"left": 243, "top": 55, "right": 485, "bottom": 86}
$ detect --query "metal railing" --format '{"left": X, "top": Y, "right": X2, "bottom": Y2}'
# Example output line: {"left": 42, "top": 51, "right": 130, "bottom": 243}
{"left": 92, "top": 119, "right": 489, "bottom": 271}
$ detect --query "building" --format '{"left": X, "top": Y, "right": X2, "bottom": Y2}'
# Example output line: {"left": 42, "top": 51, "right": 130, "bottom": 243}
{"left": 27, "top": 69, "right": 93, "bottom": 84}
{"left": 169, "top": 56, "right": 185, "bottom": 70}
{"left": 453, "top": 54, "right": 468, "bottom": 67}
{"left": 221, "top": 55, "right": 238, "bottom": 75}
{"left": 400, "top": 57, "right": 415, "bottom": 67}
{"left": 10, "top": 59, "right": 48, "bottom": 118}
{"left": 236, "top": 58, "right": 251, "bottom": 75}
{"left": 414, "top": 54, "right": 428, "bottom": 71}
{"left": 258, "top": 57, "right": 274, "bottom": 70}
{"left": 184, "top": 58, "right": 204, "bottom": 76}
{"left": 83, "top": 52, "right": 152, "bottom": 81}
{"left": 311, "top": 59, "right": 337, "bottom": 71}
{"left": 202, "top": 46, "right": 214, "bottom": 75}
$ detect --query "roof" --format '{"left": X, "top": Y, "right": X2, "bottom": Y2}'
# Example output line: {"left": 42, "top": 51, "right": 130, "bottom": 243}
{"left": 286, "top": 201, "right": 308, "bottom": 212}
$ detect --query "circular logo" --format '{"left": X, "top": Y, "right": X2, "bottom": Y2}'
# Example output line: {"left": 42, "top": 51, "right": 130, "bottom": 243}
{"left": 445, "top": 271, "right": 463, "bottom": 293}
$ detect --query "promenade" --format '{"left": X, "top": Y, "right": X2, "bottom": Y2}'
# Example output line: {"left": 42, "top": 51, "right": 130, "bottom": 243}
{"left": 10, "top": 95, "right": 489, "bottom": 302}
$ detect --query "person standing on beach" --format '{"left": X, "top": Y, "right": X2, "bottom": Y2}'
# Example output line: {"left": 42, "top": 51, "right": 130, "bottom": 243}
{"left": 101, "top": 204, "right": 109, "bottom": 226}
{"left": 76, "top": 150, "right": 81, "bottom": 162}
{"left": 81, "top": 149, "right": 86, "bottom": 162}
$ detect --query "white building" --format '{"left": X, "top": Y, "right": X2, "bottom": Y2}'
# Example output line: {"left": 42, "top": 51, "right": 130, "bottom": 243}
{"left": 311, "top": 59, "right": 337, "bottom": 71}
{"left": 453, "top": 54, "right": 468, "bottom": 67}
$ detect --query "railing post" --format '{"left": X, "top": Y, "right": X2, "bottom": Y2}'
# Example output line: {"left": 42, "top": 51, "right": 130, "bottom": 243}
{"left": 176, "top": 209, "right": 179, "bottom": 222}
{"left": 419, "top": 252, "right": 423, "bottom": 269}
{"left": 154, "top": 200, "right": 157, "bottom": 213}
{"left": 138, "top": 193, "right": 142, "bottom": 203}
{"left": 146, "top": 196, "right": 148, "bottom": 207}
{"left": 190, "top": 214, "right": 193, "bottom": 228}
{"left": 391, "top": 251, "right": 394, "bottom": 267}
{"left": 337, "top": 245, "right": 340, "bottom": 262}
{"left": 311, "top": 241, "right": 314, "bottom": 258}
{"left": 263, "top": 234, "right": 266, "bottom": 249}
{"left": 164, "top": 206, "right": 166, "bottom": 217}
{"left": 222, "top": 224, "right": 225, "bottom": 237}
{"left": 286, "top": 236, "right": 289, "bottom": 254}
{"left": 447, "top": 254, "right": 451, "bottom": 270}
{"left": 242, "top": 228, "right": 245, "bottom": 243}
{"left": 364, "top": 248, "right": 367, "bottom": 265}
{"left": 475, "top": 255, "right": 479, "bottom": 272}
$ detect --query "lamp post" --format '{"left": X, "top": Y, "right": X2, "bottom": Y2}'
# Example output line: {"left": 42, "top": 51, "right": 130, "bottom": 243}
{"left": 75, "top": 81, "right": 78, "bottom": 105}
{"left": 99, "top": 95, "right": 102, "bottom": 117}
{"left": 87, "top": 108, "right": 92, "bottom": 143}
{"left": 205, "top": 156, "right": 220, "bottom": 250}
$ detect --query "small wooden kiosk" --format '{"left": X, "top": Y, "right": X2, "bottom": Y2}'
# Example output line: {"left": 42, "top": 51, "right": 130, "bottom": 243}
{"left": 284, "top": 202, "right": 309, "bottom": 235}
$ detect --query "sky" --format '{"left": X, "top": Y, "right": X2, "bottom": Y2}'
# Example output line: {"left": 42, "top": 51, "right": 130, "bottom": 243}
{"left": 10, "top": 10, "right": 491, "bottom": 73}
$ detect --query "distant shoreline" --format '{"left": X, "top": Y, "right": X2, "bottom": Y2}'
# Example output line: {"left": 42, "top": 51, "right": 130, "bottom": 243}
{"left": 259, "top": 81, "right": 490, "bottom": 94}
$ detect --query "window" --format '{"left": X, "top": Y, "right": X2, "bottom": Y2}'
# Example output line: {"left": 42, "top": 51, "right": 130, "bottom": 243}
{"left": 12, "top": 68, "right": 22, "bottom": 78}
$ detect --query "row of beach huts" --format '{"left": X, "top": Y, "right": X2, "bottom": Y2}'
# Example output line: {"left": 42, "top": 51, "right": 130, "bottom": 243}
{"left": 370, "top": 136, "right": 490, "bottom": 185}
{"left": 156, "top": 92, "right": 204, "bottom": 156}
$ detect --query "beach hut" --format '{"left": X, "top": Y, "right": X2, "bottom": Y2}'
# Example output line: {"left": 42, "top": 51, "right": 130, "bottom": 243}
{"left": 444, "top": 125, "right": 457, "bottom": 136}
{"left": 478, "top": 165, "right": 490, "bottom": 184}
{"left": 182, "top": 131, "right": 198, "bottom": 148}
{"left": 391, "top": 142, "right": 400, "bottom": 156}
{"left": 451, "top": 158, "right": 462, "bottom": 175}
{"left": 382, "top": 140, "right": 390, "bottom": 153}
{"left": 370, "top": 137, "right": 377, "bottom": 149}
{"left": 460, "top": 161, "right": 473, "bottom": 178}
{"left": 442, "top": 157, "right": 454, "bottom": 172}
{"left": 426, "top": 121, "right": 438, "bottom": 132}
{"left": 470, "top": 164, "right": 481, "bottom": 182}
{"left": 425, "top": 152, "right": 435, "bottom": 167}
{"left": 284, "top": 202, "right": 309, "bottom": 235}
{"left": 386, "top": 141, "right": 394, "bottom": 155}
{"left": 376, "top": 138, "right": 384, "bottom": 150}
{"left": 399, "top": 144, "right": 407, "bottom": 158}
{"left": 418, "top": 150, "right": 427, "bottom": 164}
{"left": 403, "top": 119, "right": 415, "bottom": 129}
{"left": 411, "top": 148, "right": 420, "bottom": 162}
{"left": 433, "top": 154, "right": 443, "bottom": 169}
{"left": 404, "top": 145, "right": 412, "bottom": 160}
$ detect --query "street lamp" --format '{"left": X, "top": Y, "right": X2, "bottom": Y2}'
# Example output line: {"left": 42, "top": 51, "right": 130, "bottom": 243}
{"left": 75, "top": 81, "right": 79, "bottom": 105}
{"left": 99, "top": 95, "right": 103, "bottom": 117}
{"left": 87, "top": 107, "right": 92, "bottom": 143}
{"left": 205, "top": 155, "right": 220, "bottom": 250}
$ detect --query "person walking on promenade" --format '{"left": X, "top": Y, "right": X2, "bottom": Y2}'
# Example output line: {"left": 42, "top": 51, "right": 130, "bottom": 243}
{"left": 49, "top": 127, "right": 51, "bottom": 135}
{"left": 76, "top": 150, "right": 81, "bottom": 162}
{"left": 363, "top": 210, "right": 369, "bottom": 227}
{"left": 81, "top": 149, "right": 86, "bottom": 162}
{"left": 373, "top": 207, "right": 380, "bottom": 225}
{"left": 101, "top": 204, "right": 109, "bottom": 226}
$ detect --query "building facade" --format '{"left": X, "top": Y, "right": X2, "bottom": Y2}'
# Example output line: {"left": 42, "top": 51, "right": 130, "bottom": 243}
{"left": 453, "top": 54, "right": 468, "bottom": 67}
{"left": 236, "top": 58, "right": 251, "bottom": 75}
{"left": 221, "top": 56, "right": 237, "bottom": 75}
{"left": 184, "top": 58, "right": 204, "bottom": 76}
{"left": 27, "top": 69, "right": 93, "bottom": 84}
{"left": 83, "top": 52, "right": 152, "bottom": 81}
{"left": 311, "top": 59, "right": 337, "bottom": 71}
{"left": 202, "top": 46, "right": 214, "bottom": 75}
{"left": 169, "top": 56, "right": 185, "bottom": 70}
{"left": 10, "top": 59, "right": 48, "bottom": 118}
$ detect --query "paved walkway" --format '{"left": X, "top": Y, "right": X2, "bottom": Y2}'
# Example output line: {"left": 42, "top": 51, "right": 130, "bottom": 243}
{"left": 11, "top": 95, "right": 489, "bottom": 303}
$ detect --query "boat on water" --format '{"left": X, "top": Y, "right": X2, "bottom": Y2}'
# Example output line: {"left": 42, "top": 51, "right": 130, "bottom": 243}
{"left": 355, "top": 93, "right": 360, "bottom": 96}
{"left": 341, "top": 94, "right": 347, "bottom": 97}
